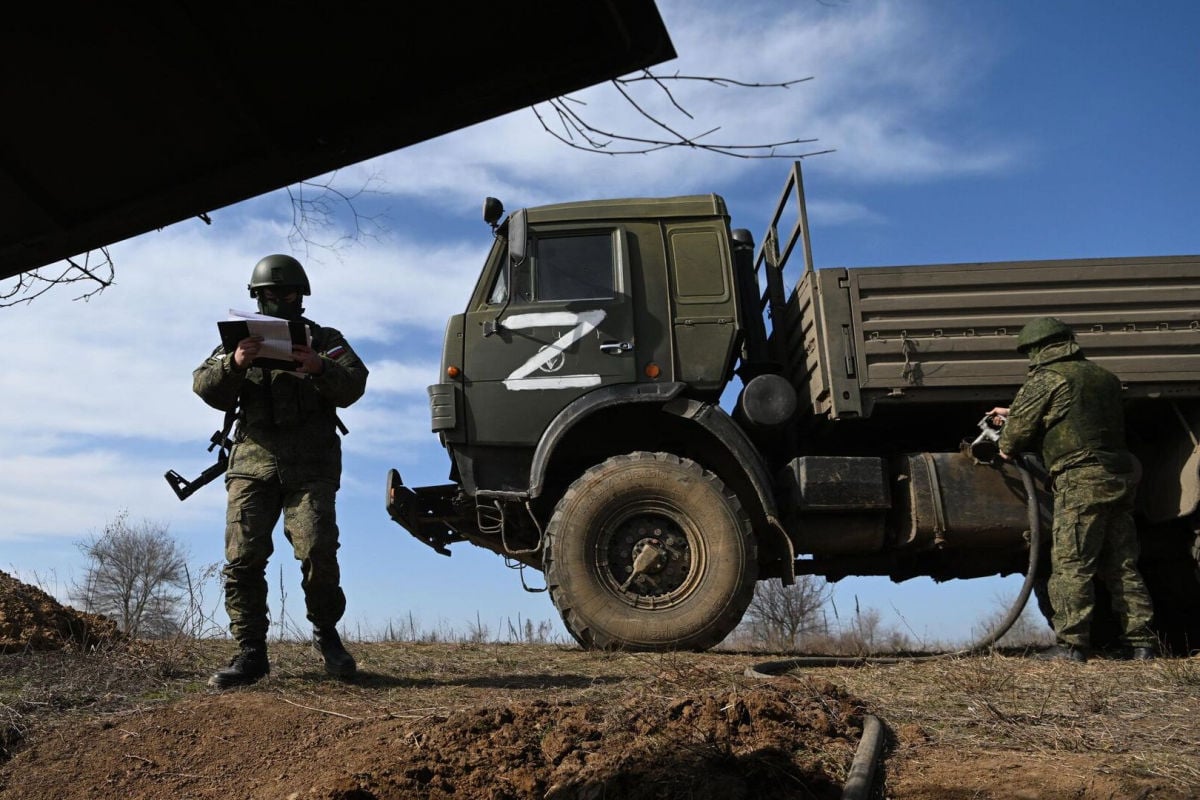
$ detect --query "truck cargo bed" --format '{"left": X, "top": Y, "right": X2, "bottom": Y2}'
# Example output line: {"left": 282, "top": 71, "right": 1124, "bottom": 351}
{"left": 775, "top": 255, "right": 1200, "bottom": 420}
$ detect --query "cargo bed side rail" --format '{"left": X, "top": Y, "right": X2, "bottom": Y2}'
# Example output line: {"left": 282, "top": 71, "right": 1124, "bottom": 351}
{"left": 754, "top": 161, "right": 864, "bottom": 420}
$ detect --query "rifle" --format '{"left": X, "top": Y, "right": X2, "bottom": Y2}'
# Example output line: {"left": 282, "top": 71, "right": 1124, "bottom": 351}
{"left": 164, "top": 407, "right": 346, "bottom": 500}
{"left": 165, "top": 409, "right": 235, "bottom": 501}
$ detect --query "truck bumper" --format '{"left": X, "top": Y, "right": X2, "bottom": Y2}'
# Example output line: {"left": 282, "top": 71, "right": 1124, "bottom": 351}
{"left": 385, "top": 469, "right": 471, "bottom": 556}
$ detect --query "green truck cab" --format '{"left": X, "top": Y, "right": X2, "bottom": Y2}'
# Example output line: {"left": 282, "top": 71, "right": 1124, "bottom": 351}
{"left": 388, "top": 163, "right": 1200, "bottom": 654}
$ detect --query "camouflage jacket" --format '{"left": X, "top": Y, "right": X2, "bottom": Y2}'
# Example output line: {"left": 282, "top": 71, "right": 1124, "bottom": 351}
{"left": 997, "top": 339, "right": 1132, "bottom": 476}
{"left": 192, "top": 317, "right": 368, "bottom": 486}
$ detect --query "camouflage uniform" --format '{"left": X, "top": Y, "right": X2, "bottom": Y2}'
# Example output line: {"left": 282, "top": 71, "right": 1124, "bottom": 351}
{"left": 998, "top": 338, "right": 1155, "bottom": 651}
{"left": 193, "top": 319, "right": 368, "bottom": 645}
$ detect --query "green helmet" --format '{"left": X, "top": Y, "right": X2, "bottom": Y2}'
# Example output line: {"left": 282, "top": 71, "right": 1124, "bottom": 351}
{"left": 1016, "top": 316, "right": 1073, "bottom": 352}
{"left": 248, "top": 254, "right": 311, "bottom": 297}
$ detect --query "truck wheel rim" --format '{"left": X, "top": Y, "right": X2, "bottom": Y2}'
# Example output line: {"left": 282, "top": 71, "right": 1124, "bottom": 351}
{"left": 596, "top": 503, "right": 704, "bottom": 606}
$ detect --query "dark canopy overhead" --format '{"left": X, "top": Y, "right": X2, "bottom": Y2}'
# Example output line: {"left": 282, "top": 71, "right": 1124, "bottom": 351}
{"left": 0, "top": 1, "right": 675, "bottom": 280}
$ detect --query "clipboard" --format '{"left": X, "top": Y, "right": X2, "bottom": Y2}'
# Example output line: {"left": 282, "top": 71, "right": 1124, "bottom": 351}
{"left": 218, "top": 315, "right": 311, "bottom": 372}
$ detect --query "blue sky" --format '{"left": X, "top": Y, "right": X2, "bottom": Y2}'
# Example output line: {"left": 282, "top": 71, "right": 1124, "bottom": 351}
{"left": 3, "top": 0, "right": 1198, "bottom": 647}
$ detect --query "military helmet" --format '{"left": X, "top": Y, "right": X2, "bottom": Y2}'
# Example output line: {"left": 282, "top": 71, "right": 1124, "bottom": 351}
{"left": 248, "top": 254, "right": 311, "bottom": 297}
{"left": 1015, "top": 316, "right": 1074, "bottom": 352}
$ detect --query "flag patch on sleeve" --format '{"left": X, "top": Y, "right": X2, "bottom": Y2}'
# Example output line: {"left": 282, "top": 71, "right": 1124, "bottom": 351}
{"left": 326, "top": 345, "right": 347, "bottom": 360}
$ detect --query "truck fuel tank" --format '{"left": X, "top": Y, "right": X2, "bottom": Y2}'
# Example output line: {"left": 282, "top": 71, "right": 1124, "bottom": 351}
{"left": 778, "top": 453, "right": 1046, "bottom": 557}
{"left": 893, "top": 452, "right": 1047, "bottom": 550}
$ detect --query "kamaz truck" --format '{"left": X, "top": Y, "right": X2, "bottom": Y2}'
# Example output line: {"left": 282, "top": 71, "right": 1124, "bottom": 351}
{"left": 386, "top": 162, "right": 1200, "bottom": 654}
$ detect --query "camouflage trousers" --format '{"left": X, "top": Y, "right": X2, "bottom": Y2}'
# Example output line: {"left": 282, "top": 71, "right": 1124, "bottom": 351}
{"left": 1048, "top": 464, "right": 1155, "bottom": 649}
{"left": 222, "top": 476, "right": 346, "bottom": 644}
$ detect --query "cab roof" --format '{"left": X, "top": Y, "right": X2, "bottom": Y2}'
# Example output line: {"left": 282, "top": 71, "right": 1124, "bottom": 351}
{"left": 526, "top": 195, "right": 729, "bottom": 224}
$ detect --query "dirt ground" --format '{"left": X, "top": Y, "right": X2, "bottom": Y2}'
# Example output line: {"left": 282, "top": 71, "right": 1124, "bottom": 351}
{"left": 2, "top": 570, "right": 1198, "bottom": 799}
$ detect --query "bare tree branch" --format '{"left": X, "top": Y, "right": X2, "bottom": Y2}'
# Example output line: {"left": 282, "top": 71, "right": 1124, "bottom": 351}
{"left": 0, "top": 246, "right": 115, "bottom": 308}
{"left": 284, "top": 170, "right": 389, "bottom": 262}
{"left": 535, "top": 70, "right": 835, "bottom": 160}
{"left": 0, "top": 169, "right": 388, "bottom": 306}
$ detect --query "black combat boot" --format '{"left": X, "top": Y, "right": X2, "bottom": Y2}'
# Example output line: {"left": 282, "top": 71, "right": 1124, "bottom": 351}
{"left": 313, "top": 626, "right": 357, "bottom": 677}
{"left": 1112, "top": 645, "right": 1157, "bottom": 661}
{"left": 208, "top": 641, "right": 269, "bottom": 688}
{"left": 1130, "top": 646, "right": 1156, "bottom": 661}
{"left": 1035, "top": 643, "right": 1088, "bottom": 663}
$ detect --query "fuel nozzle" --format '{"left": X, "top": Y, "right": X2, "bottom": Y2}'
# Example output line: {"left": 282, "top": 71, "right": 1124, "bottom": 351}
{"left": 969, "top": 414, "right": 1005, "bottom": 463}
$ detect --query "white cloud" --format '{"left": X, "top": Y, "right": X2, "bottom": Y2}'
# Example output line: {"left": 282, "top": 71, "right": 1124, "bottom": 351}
{"left": 0, "top": 451, "right": 221, "bottom": 541}
{"left": 365, "top": 359, "right": 442, "bottom": 396}
{"left": 357, "top": 0, "right": 1014, "bottom": 216}
{"left": 0, "top": 191, "right": 471, "bottom": 544}
{"left": 808, "top": 198, "right": 885, "bottom": 227}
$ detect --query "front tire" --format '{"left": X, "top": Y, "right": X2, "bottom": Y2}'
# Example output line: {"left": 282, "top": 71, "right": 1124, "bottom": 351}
{"left": 544, "top": 452, "right": 756, "bottom": 652}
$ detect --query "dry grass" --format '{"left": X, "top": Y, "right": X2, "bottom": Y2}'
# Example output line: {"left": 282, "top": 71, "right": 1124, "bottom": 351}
{"left": 823, "top": 651, "right": 1200, "bottom": 793}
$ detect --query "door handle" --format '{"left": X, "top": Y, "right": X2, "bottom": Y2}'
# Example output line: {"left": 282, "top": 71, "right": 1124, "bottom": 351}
{"left": 599, "top": 341, "right": 633, "bottom": 355}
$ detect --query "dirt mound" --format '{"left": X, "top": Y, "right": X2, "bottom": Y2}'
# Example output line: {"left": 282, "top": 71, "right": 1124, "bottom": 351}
{"left": 3, "top": 676, "right": 861, "bottom": 800}
{"left": 393, "top": 680, "right": 859, "bottom": 799}
{"left": 0, "top": 570, "right": 122, "bottom": 652}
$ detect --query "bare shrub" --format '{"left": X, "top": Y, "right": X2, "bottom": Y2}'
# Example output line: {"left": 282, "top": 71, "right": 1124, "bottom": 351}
{"left": 979, "top": 594, "right": 1055, "bottom": 649}
{"left": 71, "top": 511, "right": 189, "bottom": 638}
{"left": 734, "top": 575, "right": 833, "bottom": 651}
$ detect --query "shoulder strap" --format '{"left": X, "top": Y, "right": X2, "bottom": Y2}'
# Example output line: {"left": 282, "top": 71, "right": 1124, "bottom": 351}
{"left": 217, "top": 405, "right": 238, "bottom": 458}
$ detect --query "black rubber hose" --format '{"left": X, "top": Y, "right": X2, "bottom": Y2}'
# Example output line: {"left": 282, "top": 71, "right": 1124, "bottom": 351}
{"left": 841, "top": 714, "right": 884, "bottom": 800}
{"left": 745, "top": 458, "right": 1043, "bottom": 675}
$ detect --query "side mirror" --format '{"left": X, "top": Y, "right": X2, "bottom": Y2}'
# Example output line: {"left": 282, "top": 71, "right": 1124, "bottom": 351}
{"left": 508, "top": 208, "right": 527, "bottom": 265}
{"left": 483, "top": 207, "right": 527, "bottom": 338}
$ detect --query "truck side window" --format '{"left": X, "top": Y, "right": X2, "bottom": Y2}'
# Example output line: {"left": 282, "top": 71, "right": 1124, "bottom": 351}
{"left": 487, "top": 245, "right": 509, "bottom": 304}
{"left": 485, "top": 242, "right": 535, "bottom": 305}
{"left": 533, "top": 233, "right": 613, "bottom": 301}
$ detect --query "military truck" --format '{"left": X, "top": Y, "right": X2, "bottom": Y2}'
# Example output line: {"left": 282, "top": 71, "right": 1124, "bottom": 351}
{"left": 386, "top": 162, "right": 1200, "bottom": 654}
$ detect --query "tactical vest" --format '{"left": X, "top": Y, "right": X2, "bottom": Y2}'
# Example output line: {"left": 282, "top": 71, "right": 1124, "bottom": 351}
{"left": 1038, "top": 358, "right": 1128, "bottom": 473}
{"left": 237, "top": 320, "right": 335, "bottom": 431}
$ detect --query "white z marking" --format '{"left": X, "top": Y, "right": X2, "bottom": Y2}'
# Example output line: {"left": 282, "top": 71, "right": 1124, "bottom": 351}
{"left": 502, "top": 310, "right": 606, "bottom": 390}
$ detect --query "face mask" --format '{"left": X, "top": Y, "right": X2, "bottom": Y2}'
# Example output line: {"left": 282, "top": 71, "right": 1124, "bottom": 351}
{"left": 257, "top": 296, "right": 304, "bottom": 320}
{"left": 255, "top": 285, "right": 304, "bottom": 320}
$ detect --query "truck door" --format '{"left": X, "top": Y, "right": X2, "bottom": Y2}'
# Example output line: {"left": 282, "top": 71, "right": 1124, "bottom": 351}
{"left": 463, "top": 225, "right": 636, "bottom": 448}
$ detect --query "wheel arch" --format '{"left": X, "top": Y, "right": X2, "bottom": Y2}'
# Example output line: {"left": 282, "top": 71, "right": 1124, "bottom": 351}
{"left": 528, "top": 386, "right": 794, "bottom": 581}
{"left": 527, "top": 381, "right": 688, "bottom": 498}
